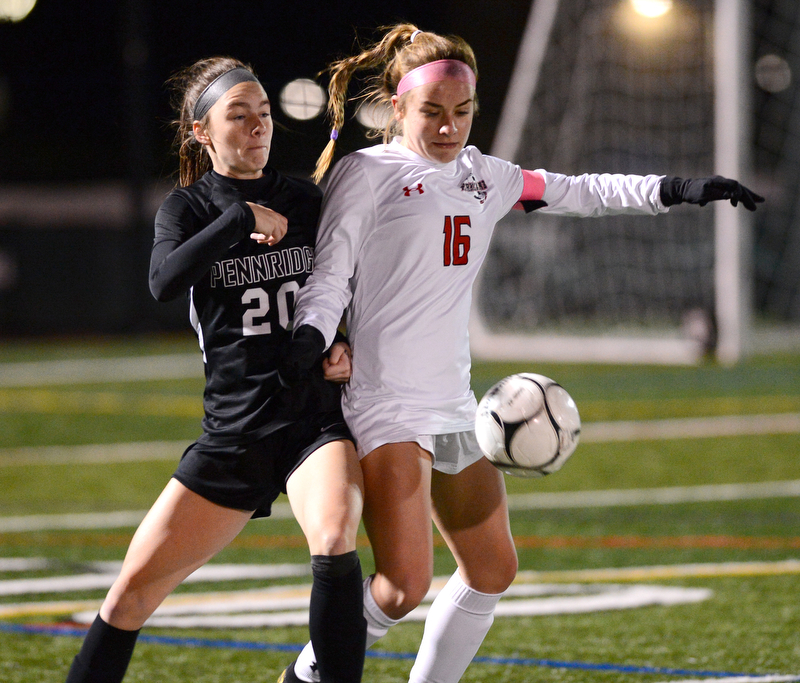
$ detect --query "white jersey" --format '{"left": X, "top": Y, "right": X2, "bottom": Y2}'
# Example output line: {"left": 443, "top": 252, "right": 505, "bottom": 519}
{"left": 294, "top": 139, "right": 667, "bottom": 456}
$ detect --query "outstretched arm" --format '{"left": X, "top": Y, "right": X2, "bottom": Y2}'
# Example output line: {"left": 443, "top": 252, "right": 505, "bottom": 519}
{"left": 513, "top": 169, "right": 764, "bottom": 216}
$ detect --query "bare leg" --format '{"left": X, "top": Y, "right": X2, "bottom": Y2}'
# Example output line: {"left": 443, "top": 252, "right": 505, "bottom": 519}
{"left": 101, "top": 478, "right": 253, "bottom": 630}
{"left": 285, "top": 439, "right": 363, "bottom": 555}
{"left": 360, "top": 441, "right": 436, "bottom": 619}
{"left": 66, "top": 478, "right": 252, "bottom": 682}
{"left": 408, "top": 457, "right": 518, "bottom": 683}
{"left": 430, "top": 456, "right": 517, "bottom": 594}
{"left": 286, "top": 440, "right": 366, "bottom": 683}
{"left": 292, "top": 442, "right": 434, "bottom": 683}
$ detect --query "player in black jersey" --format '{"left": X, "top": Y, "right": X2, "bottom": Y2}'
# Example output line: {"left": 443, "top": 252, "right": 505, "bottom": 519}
{"left": 64, "top": 57, "right": 366, "bottom": 683}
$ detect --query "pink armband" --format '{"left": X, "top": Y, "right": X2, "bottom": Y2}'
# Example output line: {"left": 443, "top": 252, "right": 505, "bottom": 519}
{"left": 520, "top": 170, "right": 545, "bottom": 201}
{"left": 513, "top": 170, "right": 546, "bottom": 211}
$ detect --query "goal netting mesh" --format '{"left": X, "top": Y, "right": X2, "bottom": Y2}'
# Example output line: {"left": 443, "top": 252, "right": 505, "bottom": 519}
{"left": 474, "top": 0, "right": 719, "bottom": 361}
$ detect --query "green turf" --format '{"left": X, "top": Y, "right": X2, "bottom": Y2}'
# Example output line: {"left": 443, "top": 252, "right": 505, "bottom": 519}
{"left": 0, "top": 336, "right": 798, "bottom": 681}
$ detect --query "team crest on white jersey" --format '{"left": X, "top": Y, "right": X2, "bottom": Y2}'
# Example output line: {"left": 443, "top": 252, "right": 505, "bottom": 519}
{"left": 460, "top": 174, "right": 487, "bottom": 203}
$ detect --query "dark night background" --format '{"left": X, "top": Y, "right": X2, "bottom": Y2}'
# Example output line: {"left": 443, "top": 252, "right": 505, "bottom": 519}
{"left": 0, "top": 0, "right": 531, "bottom": 183}
{"left": 0, "top": 0, "right": 532, "bottom": 334}
{"left": 1, "top": 1, "right": 798, "bottom": 337}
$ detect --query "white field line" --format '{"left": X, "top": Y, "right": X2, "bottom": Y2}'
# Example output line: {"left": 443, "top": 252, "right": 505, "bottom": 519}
{"left": 1, "top": 479, "right": 797, "bottom": 533}
{"left": 0, "top": 562, "right": 310, "bottom": 597}
{"left": 514, "top": 559, "right": 800, "bottom": 583}
{"left": 582, "top": 412, "right": 800, "bottom": 441}
{"left": 0, "top": 502, "right": 295, "bottom": 533}
{"left": 131, "top": 584, "right": 711, "bottom": 629}
{"left": 0, "top": 354, "right": 203, "bottom": 387}
{"left": 506, "top": 479, "right": 800, "bottom": 510}
{"left": 19, "top": 571, "right": 705, "bottom": 628}
{"left": 0, "top": 511, "right": 151, "bottom": 533}
{"left": 4, "top": 560, "right": 799, "bottom": 624}
{"left": 0, "top": 441, "right": 186, "bottom": 466}
{"left": 1, "top": 410, "right": 798, "bottom": 468}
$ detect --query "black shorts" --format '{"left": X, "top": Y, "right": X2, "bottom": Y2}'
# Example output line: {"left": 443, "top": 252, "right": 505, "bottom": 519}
{"left": 172, "top": 411, "right": 353, "bottom": 518}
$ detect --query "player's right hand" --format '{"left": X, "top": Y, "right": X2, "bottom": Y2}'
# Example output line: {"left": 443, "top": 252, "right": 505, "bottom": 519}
{"left": 247, "top": 203, "right": 288, "bottom": 245}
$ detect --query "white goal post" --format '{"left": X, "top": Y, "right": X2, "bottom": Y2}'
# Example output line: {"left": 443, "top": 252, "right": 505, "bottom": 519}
{"left": 470, "top": 0, "right": 755, "bottom": 365}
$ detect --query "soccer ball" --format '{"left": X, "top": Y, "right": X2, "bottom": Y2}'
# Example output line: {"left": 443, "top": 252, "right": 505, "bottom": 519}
{"left": 475, "top": 373, "right": 581, "bottom": 478}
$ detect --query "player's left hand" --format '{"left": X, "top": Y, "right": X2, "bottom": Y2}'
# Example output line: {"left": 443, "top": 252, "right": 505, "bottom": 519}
{"left": 278, "top": 325, "right": 326, "bottom": 388}
{"left": 660, "top": 176, "right": 765, "bottom": 211}
{"left": 323, "top": 342, "right": 352, "bottom": 384}
{"left": 247, "top": 203, "right": 288, "bottom": 245}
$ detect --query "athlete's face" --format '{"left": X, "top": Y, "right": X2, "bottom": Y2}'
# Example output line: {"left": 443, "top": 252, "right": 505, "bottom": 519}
{"left": 193, "top": 81, "right": 273, "bottom": 179}
{"left": 393, "top": 78, "right": 475, "bottom": 164}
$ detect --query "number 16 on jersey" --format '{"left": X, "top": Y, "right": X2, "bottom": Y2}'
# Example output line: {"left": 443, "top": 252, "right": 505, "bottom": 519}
{"left": 443, "top": 215, "right": 471, "bottom": 267}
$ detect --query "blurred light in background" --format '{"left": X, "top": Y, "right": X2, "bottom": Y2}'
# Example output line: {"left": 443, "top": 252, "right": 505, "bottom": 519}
{"left": 0, "top": 0, "right": 37, "bottom": 22}
{"left": 755, "top": 54, "right": 792, "bottom": 94}
{"left": 279, "top": 78, "right": 325, "bottom": 121}
{"left": 630, "top": 0, "right": 672, "bottom": 19}
{"left": 617, "top": 0, "right": 678, "bottom": 40}
{"left": 355, "top": 101, "right": 392, "bottom": 131}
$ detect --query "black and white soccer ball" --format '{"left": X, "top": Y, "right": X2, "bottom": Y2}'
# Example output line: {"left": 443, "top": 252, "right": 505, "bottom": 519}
{"left": 475, "top": 373, "right": 581, "bottom": 478}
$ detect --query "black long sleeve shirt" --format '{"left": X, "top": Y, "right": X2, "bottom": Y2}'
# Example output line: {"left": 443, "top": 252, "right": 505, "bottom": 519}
{"left": 150, "top": 168, "right": 342, "bottom": 444}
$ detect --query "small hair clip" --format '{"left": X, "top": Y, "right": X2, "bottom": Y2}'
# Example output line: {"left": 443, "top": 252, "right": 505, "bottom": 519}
{"left": 410, "top": 29, "right": 422, "bottom": 43}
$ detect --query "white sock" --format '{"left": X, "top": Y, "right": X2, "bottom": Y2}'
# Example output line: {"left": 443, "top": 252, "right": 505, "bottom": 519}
{"left": 408, "top": 570, "right": 502, "bottom": 683}
{"left": 294, "top": 575, "right": 399, "bottom": 682}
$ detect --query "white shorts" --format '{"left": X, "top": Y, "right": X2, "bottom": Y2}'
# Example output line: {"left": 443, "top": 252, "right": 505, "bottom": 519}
{"left": 355, "top": 428, "right": 483, "bottom": 475}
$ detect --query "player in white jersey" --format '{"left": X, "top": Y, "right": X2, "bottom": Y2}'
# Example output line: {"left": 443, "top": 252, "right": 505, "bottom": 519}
{"left": 278, "top": 24, "right": 764, "bottom": 683}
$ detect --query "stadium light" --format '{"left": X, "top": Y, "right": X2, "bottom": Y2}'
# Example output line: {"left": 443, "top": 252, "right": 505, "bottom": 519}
{"left": 630, "top": 0, "right": 672, "bottom": 18}
{"left": 755, "top": 54, "right": 792, "bottom": 94}
{"left": 617, "top": 0, "right": 678, "bottom": 40}
{"left": 279, "top": 78, "right": 325, "bottom": 121}
{"left": 356, "top": 101, "right": 392, "bottom": 130}
{"left": 0, "top": 0, "right": 37, "bottom": 22}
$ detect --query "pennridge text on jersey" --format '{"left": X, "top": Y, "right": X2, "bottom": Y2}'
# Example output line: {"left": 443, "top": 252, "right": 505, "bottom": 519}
{"left": 210, "top": 246, "right": 314, "bottom": 288}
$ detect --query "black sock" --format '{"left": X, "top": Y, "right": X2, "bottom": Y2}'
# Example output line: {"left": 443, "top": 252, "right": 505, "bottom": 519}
{"left": 308, "top": 551, "right": 366, "bottom": 683}
{"left": 65, "top": 614, "right": 140, "bottom": 683}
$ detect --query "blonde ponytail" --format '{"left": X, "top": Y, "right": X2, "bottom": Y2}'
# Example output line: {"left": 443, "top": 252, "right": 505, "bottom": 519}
{"left": 313, "top": 24, "right": 425, "bottom": 183}
{"left": 312, "top": 24, "right": 478, "bottom": 183}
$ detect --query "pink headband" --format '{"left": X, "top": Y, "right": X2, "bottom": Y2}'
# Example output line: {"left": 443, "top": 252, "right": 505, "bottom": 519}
{"left": 396, "top": 59, "right": 477, "bottom": 97}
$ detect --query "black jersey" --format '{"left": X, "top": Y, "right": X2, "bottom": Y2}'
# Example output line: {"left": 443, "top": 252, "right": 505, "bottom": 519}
{"left": 150, "top": 168, "right": 342, "bottom": 445}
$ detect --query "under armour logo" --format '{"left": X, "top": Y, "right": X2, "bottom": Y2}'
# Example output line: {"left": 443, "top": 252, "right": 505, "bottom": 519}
{"left": 403, "top": 183, "right": 424, "bottom": 196}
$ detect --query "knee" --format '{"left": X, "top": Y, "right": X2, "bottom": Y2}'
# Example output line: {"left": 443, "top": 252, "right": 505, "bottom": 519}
{"left": 373, "top": 568, "right": 433, "bottom": 619}
{"left": 307, "top": 523, "right": 359, "bottom": 556}
{"left": 464, "top": 545, "right": 518, "bottom": 595}
{"left": 100, "top": 583, "right": 156, "bottom": 631}
{"left": 493, "top": 547, "right": 519, "bottom": 592}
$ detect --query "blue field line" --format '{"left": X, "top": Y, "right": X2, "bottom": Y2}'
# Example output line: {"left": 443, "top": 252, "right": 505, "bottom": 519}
{"left": 4, "top": 621, "right": 795, "bottom": 679}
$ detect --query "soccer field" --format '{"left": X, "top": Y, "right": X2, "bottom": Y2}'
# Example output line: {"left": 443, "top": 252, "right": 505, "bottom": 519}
{"left": 0, "top": 336, "right": 798, "bottom": 683}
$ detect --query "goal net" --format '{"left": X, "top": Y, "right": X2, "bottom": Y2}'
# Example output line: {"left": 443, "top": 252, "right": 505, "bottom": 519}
{"left": 471, "top": 0, "right": 765, "bottom": 364}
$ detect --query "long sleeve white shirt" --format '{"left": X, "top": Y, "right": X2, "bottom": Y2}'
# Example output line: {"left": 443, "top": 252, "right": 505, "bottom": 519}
{"left": 294, "top": 139, "right": 667, "bottom": 454}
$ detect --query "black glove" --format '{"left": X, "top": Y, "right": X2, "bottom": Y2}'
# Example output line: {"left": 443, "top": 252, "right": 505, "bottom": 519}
{"left": 278, "top": 325, "right": 327, "bottom": 388}
{"left": 660, "top": 176, "right": 764, "bottom": 211}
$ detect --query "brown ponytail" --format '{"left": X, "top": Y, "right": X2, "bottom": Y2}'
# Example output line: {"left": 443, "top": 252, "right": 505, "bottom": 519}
{"left": 165, "top": 57, "right": 258, "bottom": 187}
{"left": 313, "top": 24, "right": 478, "bottom": 184}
